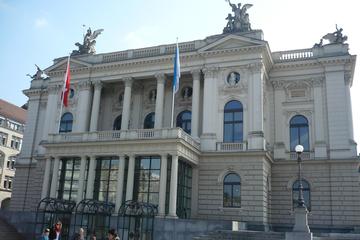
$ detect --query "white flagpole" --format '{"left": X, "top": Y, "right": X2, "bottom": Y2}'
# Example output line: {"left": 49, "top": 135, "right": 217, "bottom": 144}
{"left": 171, "top": 38, "right": 179, "bottom": 128}
{"left": 58, "top": 55, "right": 71, "bottom": 132}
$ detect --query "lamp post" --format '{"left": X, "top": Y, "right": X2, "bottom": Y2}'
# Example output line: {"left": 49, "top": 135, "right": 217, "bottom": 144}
{"left": 295, "top": 144, "right": 305, "bottom": 208}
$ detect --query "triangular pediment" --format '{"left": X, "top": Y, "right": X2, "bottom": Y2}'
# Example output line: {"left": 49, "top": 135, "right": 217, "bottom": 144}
{"left": 198, "top": 34, "right": 265, "bottom": 52}
{"left": 45, "top": 58, "right": 92, "bottom": 73}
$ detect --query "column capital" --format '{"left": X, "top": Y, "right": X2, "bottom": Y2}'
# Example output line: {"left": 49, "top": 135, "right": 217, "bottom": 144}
{"left": 93, "top": 80, "right": 103, "bottom": 90}
{"left": 48, "top": 84, "right": 62, "bottom": 94}
{"left": 155, "top": 72, "right": 166, "bottom": 84}
{"left": 78, "top": 80, "right": 92, "bottom": 90}
{"left": 202, "top": 66, "right": 219, "bottom": 78}
{"left": 191, "top": 69, "right": 201, "bottom": 81}
{"left": 122, "top": 77, "right": 133, "bottom": 87}
{"left": 246, "top": 62, "right": 263, "bottom": 72}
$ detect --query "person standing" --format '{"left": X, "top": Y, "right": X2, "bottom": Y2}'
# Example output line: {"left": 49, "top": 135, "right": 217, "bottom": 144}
{"left": 49, "top": 221, "right": 62, "bottom": 240}
{"left": 40, "top": 228, "right": 50, "bottom": 240}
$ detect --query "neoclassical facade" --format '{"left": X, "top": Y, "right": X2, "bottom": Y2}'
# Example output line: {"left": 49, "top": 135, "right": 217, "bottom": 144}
{"left": 11, "top": 29, "right": 359, "bottom": 232}
{"left": 0, "top": 99, "right": 26, "bottom": 210}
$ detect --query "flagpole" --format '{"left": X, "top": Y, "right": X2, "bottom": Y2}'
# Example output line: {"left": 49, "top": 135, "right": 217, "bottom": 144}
{"left": 58, "top": 55, "right": 71, "bottom": 132}
{"left": 171, "top": 38, "right": 179, "bottom": 128}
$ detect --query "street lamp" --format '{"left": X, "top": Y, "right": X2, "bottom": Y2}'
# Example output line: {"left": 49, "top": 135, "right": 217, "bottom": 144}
{"left": 295, "top": 144, "right": 305, "bottom": 208}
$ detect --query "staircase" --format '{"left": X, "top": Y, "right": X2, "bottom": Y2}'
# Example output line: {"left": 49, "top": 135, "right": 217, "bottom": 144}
{"left": 193, "top": 230, "right": 285, "bottom": 240}
{"left": 0, "top": 217, "right": 23, "bottom": 240}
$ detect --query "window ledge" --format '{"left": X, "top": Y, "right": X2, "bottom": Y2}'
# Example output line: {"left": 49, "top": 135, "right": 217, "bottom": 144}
{"left": 218, "top": 206, "right": 243, "bottom": 213}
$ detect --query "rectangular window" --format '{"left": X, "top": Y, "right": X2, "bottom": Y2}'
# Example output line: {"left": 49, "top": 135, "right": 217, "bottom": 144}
{"left": 10, "top": 137, "right": 21, "bottom": 150}
{"left": 177, "top": 160, "right": 192, "bottom": 219}
{"left": 57, "top": 157, "right": 81, "bottom": 201}
{"left": 0, "top": 132, "right": 7, "bottom": 146}
{"left": 133, "top": 156, "right": 160, "bottom": 205}
{"left": 93, "top": 157, "right": 119, "bottom": 203}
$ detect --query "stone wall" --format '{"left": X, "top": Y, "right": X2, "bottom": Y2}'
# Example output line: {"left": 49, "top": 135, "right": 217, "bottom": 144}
{"left": 271, "top": 158, "right": 360, "bottom": 231}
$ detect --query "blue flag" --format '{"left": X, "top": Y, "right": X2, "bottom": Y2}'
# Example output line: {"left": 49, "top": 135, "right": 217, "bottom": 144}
{"left": 173, "top": 42, "right": 180, "bottom": 93}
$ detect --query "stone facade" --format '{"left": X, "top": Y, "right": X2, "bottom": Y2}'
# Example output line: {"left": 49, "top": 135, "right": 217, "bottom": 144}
{"left": 10, "top": 28, "right": 360, "bottom": 233}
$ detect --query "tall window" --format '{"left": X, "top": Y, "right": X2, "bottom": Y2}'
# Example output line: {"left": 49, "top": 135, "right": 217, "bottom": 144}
{"left": 133, "top": 156, "right": 160, "bottom": 205}
{"left": 223, "top": 173, "right": 241, "bottom": 207}
{"left": 292, "top": 179, "right": 311, "bottom": 211}
{"left": 144, "top": 112, "right": 155, "bottom": 129}
{"left": 224, "top": 100, "right": 243, "bottom": 142}
{"left": 290, "top": 115, "right": 309, "bottom": 151}
{"left": 7, "top": 156, "right": 16, "bottom": 170}
{"left": 10, "top": 136, "right": 21, "bottom": 150}
{"left": 177, "top": 161, "right": 192, "bottom": 218}
{"left": 176, "top": 111, "right": 191, "bottom": 134}
{"left": 113, "top": 115, "right": 122, "bottom": 130}
{"left": 59, "top": 112, "right": 73, "bottom": 133}
{"left": 57, "top": 158, "right": 80, "bottom": 201}
{"left": 0, "top": 132, "right": 7, "bottom": 146}
{"left": 93, "top": 157, "right": 119, "bottom": 203}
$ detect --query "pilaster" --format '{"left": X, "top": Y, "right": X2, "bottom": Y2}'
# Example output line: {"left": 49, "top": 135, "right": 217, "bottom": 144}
{"left": 121, "top": 78, "right": 133, "bottom": 130}
{"left": 154, "top": 73, "right": 166, "bottom": 129}
{"left": 89, "top": 81, "right": 103, "bottom": 131}
{"left": 191, "top": 69, "right": 201, "bottom": 139}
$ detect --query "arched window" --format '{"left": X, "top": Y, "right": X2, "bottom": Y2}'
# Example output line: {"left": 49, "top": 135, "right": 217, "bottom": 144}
{"left": 176, "top": 110, "right": 191, "bottom": 134}
{"left": 144, "top": 112, "right": 155, "bottom": 129}
{"left": 59, "top": 112, "right": 73, "bottom": 133}
{"left": 290, "top": 115, "right": 309, "bottom": 151}
{"left": 224, "top": 100, "right": 243, "bottom": 142}
{"left": 113, "top": 115, "right": 122, "bottom": 130}
{"left": 292, "top": 179, "right": 311, "bottom": 211}
{"left": 223, "top": 173, "right": 241, "bottom": 207}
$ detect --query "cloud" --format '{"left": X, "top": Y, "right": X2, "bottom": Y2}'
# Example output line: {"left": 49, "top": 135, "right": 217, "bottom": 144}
{"left": 34, "top": 18, "right": 49, "bottom": 29}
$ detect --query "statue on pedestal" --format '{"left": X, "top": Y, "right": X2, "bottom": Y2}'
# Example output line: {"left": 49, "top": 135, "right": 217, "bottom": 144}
{"left": 27, "top": 64, "right": 46, "bottom": 80}
{"left": 322, "top": 25, "right": 347, "bottom": 44}
{"left": 72, "top": 27, "right": 104, "bottom": 55}
{"left": 223, "top": 1, "right": 253, "bottom": 33}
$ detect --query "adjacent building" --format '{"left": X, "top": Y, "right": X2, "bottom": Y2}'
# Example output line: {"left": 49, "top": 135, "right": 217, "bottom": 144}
{"left": 9, "top": 11, "right": 360, "bottom": 237}
{"left": 0, "top": 99, "right": 26, "bottom": 209}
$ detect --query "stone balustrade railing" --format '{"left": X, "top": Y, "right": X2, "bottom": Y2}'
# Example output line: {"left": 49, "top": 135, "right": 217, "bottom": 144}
{"left": 216, "top": 142, "right": 247, "bottom": 152}
{"left": 48, "top": 128, "right": 200, "bottom": 149}
{"left": 289, "top": 151, "right": 314, "bottom": 160}
{"left": 102, "top": 42, "right": 196, "bottom": 63}
{"left": 272, "top": 48, "right": 314, "bottom": 62}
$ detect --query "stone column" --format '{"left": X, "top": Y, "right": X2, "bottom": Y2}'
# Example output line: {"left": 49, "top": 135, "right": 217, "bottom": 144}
{"left": 313, "top": 78, "right": 327, "bottom": 158}
{"left": 85, "top": 156, "right": 97, "bottom": 199}
{"left": 115, "top": 155, "right": 126, "bottom": 211}
{"left": 247, "top": 63, "right": 265, "bottom": 150}
{"left": 191, "top": 69, "right": 201, "bottom": 138}
{"left": 75, "top": 81, "right": 92, "bottom": 132}
{"left": 158, "top": 154, "right": 168, "bottom": 216}
{"left": 41, "top": 157, "right": 52, "bottom": 199}
{"left": 125, "top": 155, "right": 135, "bottom": 201}
{"left": 272, "top": 80, "right": 286, "bottom": 159}
{"left": 77, "top": 156, "right": 87, "bottom": 203}
{"left": 121, "top": 78, "right": 133, "bottom": 130}
{"left": 201, "top": 67, "right": 218, "bottom": 151}
{"left": 50, "top": 156, "right": 60, "bottom": 198}
{"left": 168, "top": 154, "right": 178, "bottom": 218}
{"left": 89, "top": 81, "right": 103, "bottom": 131}
{"left": 154, "top": 73, "right": 166, "bottom": 129}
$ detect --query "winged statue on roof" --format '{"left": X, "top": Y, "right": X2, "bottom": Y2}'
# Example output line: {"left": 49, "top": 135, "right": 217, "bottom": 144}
{"left": 72, "top": 27, "right": 104, "bottom": 55}
{"left": 223, "top": 1, "right": 253, "bottom": 33}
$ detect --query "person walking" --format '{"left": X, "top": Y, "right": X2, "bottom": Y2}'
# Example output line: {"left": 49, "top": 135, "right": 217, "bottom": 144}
{"left": 49, "top": 221, "right": 62, "bottom": 240}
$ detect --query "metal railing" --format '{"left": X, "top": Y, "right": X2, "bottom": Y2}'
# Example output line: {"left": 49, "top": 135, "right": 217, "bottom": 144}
{"left": 289, "top": 151, "right": 314, "bottom": 160}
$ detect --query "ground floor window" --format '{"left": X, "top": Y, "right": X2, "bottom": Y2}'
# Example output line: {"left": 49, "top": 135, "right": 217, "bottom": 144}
{"left": 58, "top": 157, "right": 81, "bottom": 201}
{"left": 93, "top": 156, "right": 119, "bottom": 203}
{"left": 177, "top": 161, "right": 192, "bottom": 218}
{"left": 223, "top": 173, "right": 241, "bottom": 207}
{"left": 133, "top": 156, "right": 160, "bottom": 205}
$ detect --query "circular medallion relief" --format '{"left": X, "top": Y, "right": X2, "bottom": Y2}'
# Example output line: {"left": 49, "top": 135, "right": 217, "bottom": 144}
{"left": 227, "top": 72, "right": 240, "bottom": 86}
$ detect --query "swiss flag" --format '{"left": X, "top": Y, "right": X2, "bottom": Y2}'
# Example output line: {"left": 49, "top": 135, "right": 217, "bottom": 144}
{"left": 62, "top": 57, "right": 71, "bottom": 107}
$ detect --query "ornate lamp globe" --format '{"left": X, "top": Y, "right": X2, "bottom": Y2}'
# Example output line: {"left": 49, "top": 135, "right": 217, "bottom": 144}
{"left": 295, "top": 145, "right": 304, "bottom": 154}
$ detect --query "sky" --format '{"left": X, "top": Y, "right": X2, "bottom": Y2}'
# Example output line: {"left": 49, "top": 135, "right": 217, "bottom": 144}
{"left": 0, "top": 0, "right": 360, "bottom": 150}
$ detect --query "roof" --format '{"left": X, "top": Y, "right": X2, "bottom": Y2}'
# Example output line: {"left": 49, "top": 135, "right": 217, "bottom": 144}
{"left": 0, "top": 99, "right": 27, "bottom": 124}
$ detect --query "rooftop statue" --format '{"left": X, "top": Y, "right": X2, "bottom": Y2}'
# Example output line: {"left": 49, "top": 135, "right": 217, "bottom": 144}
{"left": 72, "top": 27, "right": 104, "bottom": 56}
{"left": 223, "top": 0, "right": 253, "bottom": 33}
{"left": 27, "top": 64, "right": 46, "bottom": 80}
{"left": 321, "top": 25, "right": 348, "bottom": 45}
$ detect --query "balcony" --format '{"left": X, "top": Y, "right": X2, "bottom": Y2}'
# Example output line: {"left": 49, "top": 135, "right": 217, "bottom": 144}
{"left": 216, "top": 142, "right": 247, "bottom": 152}
{"left": 47, "top": 128, "right": 200, "bottom": 150}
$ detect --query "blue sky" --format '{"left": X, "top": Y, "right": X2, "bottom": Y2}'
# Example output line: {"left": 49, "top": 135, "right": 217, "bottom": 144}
{"left": 1, "top": 0, "right": 360, "bottom": 147}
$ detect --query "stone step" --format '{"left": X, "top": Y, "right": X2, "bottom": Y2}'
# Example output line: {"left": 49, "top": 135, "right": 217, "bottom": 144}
{"left": 193, "top": 230, "right": 285, "bottom": 240}
{"left": 313, "top": 233, "right": 360, "bottom": 240}
{"left": 0, "top": 217, "right": 24, "bottom": 240}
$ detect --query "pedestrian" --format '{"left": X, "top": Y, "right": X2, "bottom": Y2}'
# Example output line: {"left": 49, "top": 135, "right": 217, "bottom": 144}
{"left": 107, "top": 229, "right": 120, "bottom": 240}
{"left": 90, "top": 231, "right": 96, "bottom": 240}
{"left": 40, "top": 228, "right": 50, "bottom": 240}
{"left": 71, "top": 227, "right": 85, "bottom": 240}
{"left": 49, "top": 221, "right": 62, "bottom": 240}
